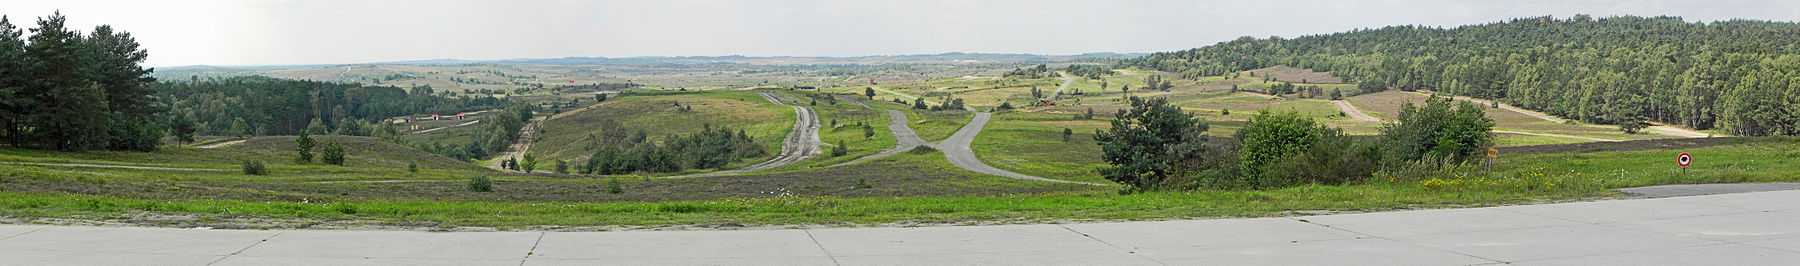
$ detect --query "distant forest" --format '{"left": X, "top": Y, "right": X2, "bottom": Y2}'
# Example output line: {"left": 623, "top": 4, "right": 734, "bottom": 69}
{"left": 1125, "top": 15, "right": 1800, "bottom": 136}
{"left": 0, "top": 12, "right": 511, "bottom": 152}
{"left": 157, "top": 76, "right": 503, "bottom": 137}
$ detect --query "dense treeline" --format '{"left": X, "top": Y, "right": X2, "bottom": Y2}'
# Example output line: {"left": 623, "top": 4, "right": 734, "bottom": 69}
{"left": 0, "top": 13, "right": 162, "bottom": 151}
{"left": 157, "top": 76, "right": 504, "bottom": 137}
{"left": 1124, "top": 15, "right": 1800, "bottom": 136}
{"left": 1003, "top": 64, "right": 1052, "bottom": 79}
{"left": 1064, "top": 64, "right": 1112, "bottom": 79}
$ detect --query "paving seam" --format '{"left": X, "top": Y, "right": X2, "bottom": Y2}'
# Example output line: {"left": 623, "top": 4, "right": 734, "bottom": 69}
{"left": 801, "top": 229, "right": 843, "bottom": 266}
{"left": 1287, "top": 217, "right": 1509, "bottom": 264}
{"left": 518, "top": 231, "right": 546, "bottom": 266}
{"left": 1055, "top": 224, "right": 1168, "bottom": 265}
{"left": 206, "top": 231, "right": 283, "bottom": 266}
{"left": 0, "top": 226, "right": 48, "bottom": 241}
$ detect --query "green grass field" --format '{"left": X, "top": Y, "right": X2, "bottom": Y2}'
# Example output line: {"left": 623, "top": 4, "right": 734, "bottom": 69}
{"left": 5, "top": 137, "right": 1794, "bottom": 229}
{"left": 527, "top": 91, "right": 794, "bottom": 168}
{"left": 972, "top": 112, "right": 1111, "bottom": 183}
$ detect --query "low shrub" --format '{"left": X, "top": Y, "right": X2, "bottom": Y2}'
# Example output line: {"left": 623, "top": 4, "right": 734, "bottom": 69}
{"left": 240, "top": 160, "right": 267, "bottom": 175}
{"left": 468, "top": 176, "right": 493, "bottom": 192}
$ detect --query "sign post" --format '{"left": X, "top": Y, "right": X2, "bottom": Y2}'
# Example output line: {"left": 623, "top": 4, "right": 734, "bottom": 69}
{"left": 1484, "top": 147, "right": 1499, "bottom": 174}
{"left": 1677, "top": 152, "right": 1692, "bottom": 175}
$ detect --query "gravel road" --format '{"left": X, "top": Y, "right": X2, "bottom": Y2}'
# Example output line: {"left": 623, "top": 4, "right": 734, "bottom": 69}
{"left": 937, "top": 112, "right": 1102, "bottom": 185}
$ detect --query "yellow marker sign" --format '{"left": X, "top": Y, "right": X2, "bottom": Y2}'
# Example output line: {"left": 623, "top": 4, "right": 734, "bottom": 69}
{"left": 1486, "top": 147, "right": 1499, "bottom": 159}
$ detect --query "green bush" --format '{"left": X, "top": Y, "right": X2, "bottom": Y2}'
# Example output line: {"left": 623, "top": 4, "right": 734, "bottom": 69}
{"left": 321, "top": 142, "right": 346, "bottom": 165}
{"left": 1235, "top": 111, "right": 1324, "bottom": 187}
{"left": 468, "top": 176, "right": 493, "bottom": 192}
{"left": 240, "top": 160, "right": 267, "bottom": 175}
{"left": 1267, "top": 128, "right": 1380, "bottom": 185}
{"left": 605, "top": 177, "right": 623, "bottom": 194}
{"left": 1380, "top": 96, "right": 1494, "bottom": 165}
{"left": 407, "top": 161, "right": 418, "bottom": 173}
{"left": 830, "top": 140, "right": 849, "bottom": 157}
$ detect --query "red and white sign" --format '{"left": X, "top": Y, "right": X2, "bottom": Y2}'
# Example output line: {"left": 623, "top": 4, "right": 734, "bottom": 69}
{"left": 1677, "top": 152, "right": 1692, "bottom": 168}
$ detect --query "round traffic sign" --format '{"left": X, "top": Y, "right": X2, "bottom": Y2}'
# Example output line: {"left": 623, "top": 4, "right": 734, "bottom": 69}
{"left": 1677, "top": 152, "right": 1692, "bottom": 168}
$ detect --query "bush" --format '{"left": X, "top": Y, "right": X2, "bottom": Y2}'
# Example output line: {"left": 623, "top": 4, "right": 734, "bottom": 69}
{"left": 468, "top": 176, "right": 493, "bottom": 192}
{"left": 321, "top": 142, "right": 346, "bottom": 165}
{"left": 1380, "top": 96, "right": 1494, "bottom": 165}
{"left": 520, "top": 154, "right": 537, "bottom": 173}
{"left": 407, "top": 161, "right": 418, "bottom": 173}
{"left": 830, "top": 140, "right": 849, "bottom": 157}
{"left": 554, "top": 160, "right": 569, "bottom": 174}
{"left": 605, "top": 177, "right": 623, "bottom": 194}
{"left": 1266, "top": 128, "right": 1380, "bottom": 185}
{"left": 1235, "top": 111, "right": 1324, "bottom": 187}
{"left": 240, "top": 160, "right": 267, "bottom": 175}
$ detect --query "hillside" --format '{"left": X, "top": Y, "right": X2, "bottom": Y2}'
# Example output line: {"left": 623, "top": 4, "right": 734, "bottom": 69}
{"left": 1125, "top": 15, "right": 1800, "bottom": 136}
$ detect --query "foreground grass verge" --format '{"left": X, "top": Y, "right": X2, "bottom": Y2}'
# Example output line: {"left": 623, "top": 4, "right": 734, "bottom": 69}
{"left": 3, "top": 138, "right": 1795, "bottom": 229}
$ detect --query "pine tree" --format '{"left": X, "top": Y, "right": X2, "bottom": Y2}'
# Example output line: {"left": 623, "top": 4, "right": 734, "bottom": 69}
{"left": 25, "top": 12, "right": 110, "bottom": 151}
{"left": 295, "top": 132, "right": 315, "bottom": 163}
{"left": 0, "top": 16, "right": 29, "bottom": 147}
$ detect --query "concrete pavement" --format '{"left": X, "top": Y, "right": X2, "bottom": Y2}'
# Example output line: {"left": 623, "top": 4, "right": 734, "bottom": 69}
{"left": 9, "top": 189, "right": 1800, "bottom": 265}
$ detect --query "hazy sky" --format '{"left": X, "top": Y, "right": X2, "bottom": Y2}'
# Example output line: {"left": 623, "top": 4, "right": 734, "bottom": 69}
{"left": 2, "top": 0, "right": 1797, "bottom": 67}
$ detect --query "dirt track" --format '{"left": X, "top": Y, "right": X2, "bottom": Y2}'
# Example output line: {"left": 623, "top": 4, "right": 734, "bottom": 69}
{"left": 1407, "top": 91, "right": 1711, "bottom": 138}
{"left": 937, "top": 112, "right": 1103, "bottom": 186}
{"left": 669, "top": 92, "right": 821, "bottom": 178}
{"left": 831, "top": 110, "right": 926, "bottom": 167}
{"left": 196, "top": 139, "right": 247, "bottom": 149}
{"left": 1332, "top": 100, "right": 1380, "bottom": 122}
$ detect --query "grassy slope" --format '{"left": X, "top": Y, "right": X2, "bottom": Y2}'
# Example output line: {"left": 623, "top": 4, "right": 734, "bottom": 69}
{"left": 8, "top": 138, "right": 1797, "bottom": 228}
{"left": 972, "top": 112, "right": 1111, "bottom": 183}
{"left": 1346, "top": 90, "right": 1667, "bottom": 146}
{"left": 784, "top": 93, "right": 898, "bottom": 168}
{"left": 527, "top": 91, "right": 792, "bottom": 167}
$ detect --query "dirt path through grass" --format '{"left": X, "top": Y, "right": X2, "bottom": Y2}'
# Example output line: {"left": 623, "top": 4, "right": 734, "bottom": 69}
{"left": 669, "top": 92, "right": 821, "bottom": 177}
{"left": 1333, "top": 100, "right": 1380, "bottom": 122}
{"left": 1052, "top": 72, "right": 1074, "bottom": 98}
{"left": 196, "top": 139, "right": 247, "bottom": 149}
{"left": 831, "top": 110, "right": 926, "bottom": 167}
{"left": 1408, "top": 90, "right": 1712, "bottom": 138}
{"left": 938, "top": 112, "right": 1103, "bottom": 185}
{"left": 411, "top": 120, "right": 480, "bottom": 135}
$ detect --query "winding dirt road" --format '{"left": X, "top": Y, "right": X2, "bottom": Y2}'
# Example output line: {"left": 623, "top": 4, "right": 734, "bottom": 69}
{"left": 1052, "top": 72, "right": 1074, "bottom": 99}
{"left": 1407, "top": 91, "right": 1711, "bottom": 138}
{"left": 196, "top": 139, "right": 248, "bottom": 149}
{"left": 1332, "top": 100, "right": 1380, "bottom": 122}
{"left": 669, "top": 92, "right": 821, "bottom": 178}
{"left": 830, "top": 110, "right": 926, "bottom": 167}
{"left": 938, "top": 113, "right": 1103, "bottom": 186}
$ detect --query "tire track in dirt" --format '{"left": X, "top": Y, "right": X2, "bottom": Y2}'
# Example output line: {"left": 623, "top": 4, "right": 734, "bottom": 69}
{"left": 668, "top": 92, "right": 821, "bottom": 178}
{"left": 830, "top": 110, "right": 926, "bottom": 167}
{"left": 1332, "top": 100, "right": 1380, "bottom": 122}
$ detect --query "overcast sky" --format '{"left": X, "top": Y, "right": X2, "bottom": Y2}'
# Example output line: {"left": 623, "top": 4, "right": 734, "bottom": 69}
{"left": 2, "top": 0, "right": 1797, "bottom": 67}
